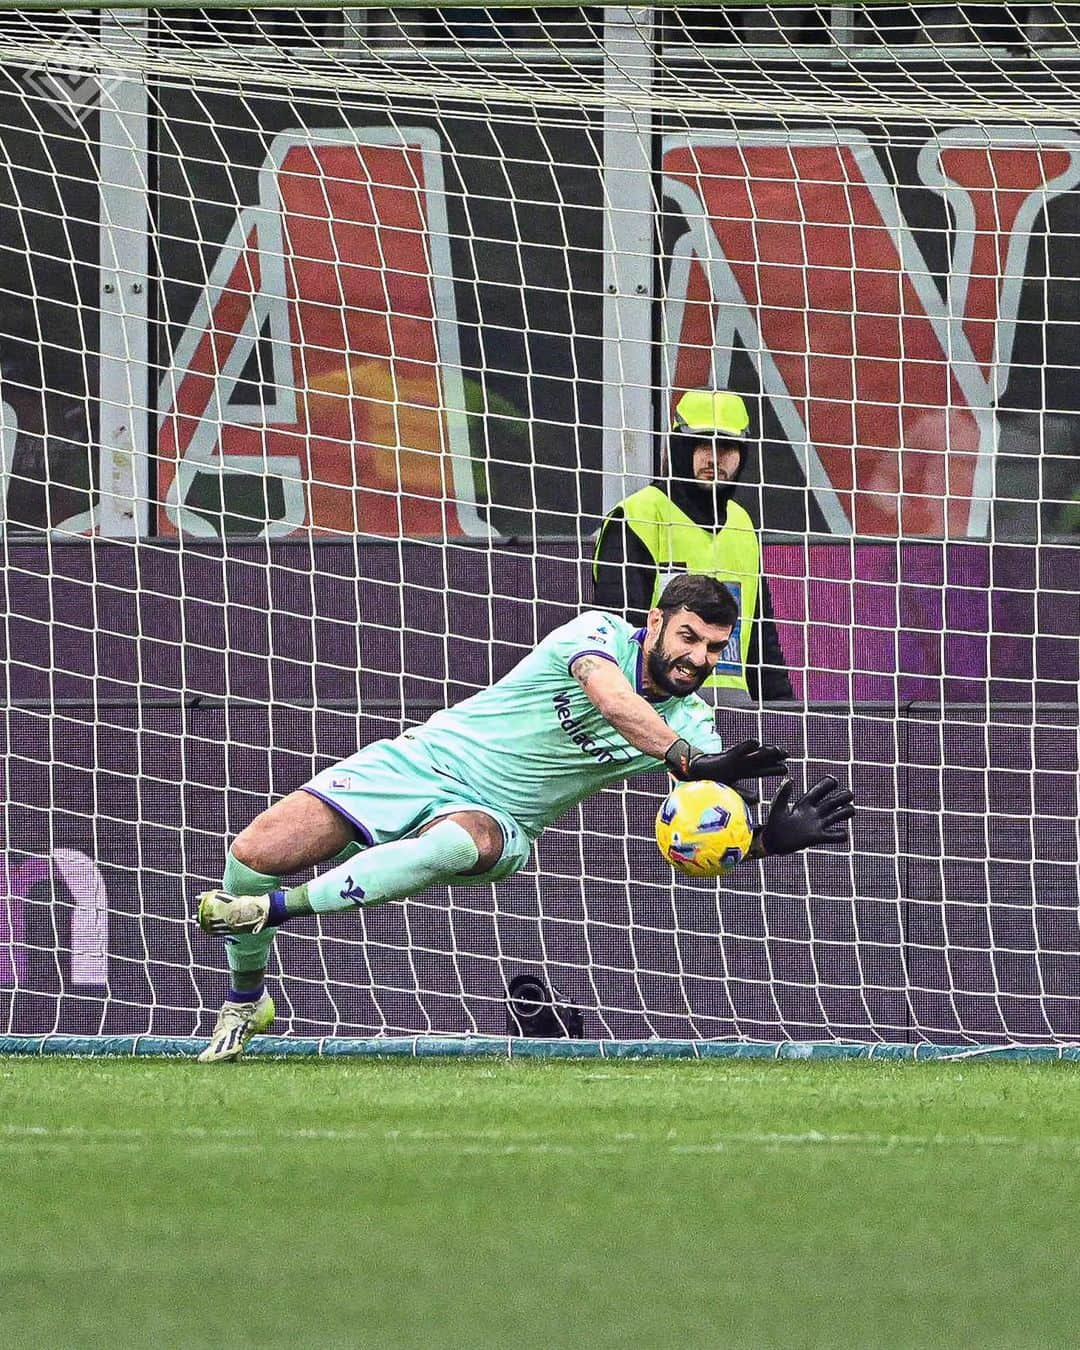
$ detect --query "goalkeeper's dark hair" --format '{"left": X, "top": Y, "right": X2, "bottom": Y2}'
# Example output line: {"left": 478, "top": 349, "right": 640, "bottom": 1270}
{"left": 656, "top": 574, "right": 738, "bottom": 630}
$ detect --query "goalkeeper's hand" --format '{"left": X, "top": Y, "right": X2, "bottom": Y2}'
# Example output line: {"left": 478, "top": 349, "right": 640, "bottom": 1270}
{"left": 663, "top": 737, "right": 789, "bottom": 800}
{"left": 753, "top": 776, "right": 855, "bottom": 857}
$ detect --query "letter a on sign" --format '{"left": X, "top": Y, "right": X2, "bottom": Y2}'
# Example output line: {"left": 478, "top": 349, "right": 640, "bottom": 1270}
{"left": 159, "top": 127, "right": 488, "bottom": 540}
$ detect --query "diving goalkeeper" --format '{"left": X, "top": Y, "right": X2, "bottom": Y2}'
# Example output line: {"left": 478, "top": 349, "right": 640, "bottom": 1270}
{"left": 195, "top": 574, "right": 854, "bottom": 1062}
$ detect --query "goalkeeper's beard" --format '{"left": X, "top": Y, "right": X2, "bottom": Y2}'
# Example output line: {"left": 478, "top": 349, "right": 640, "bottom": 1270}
{"left": 646, "top": 619, "right": 710, "bottom": 697}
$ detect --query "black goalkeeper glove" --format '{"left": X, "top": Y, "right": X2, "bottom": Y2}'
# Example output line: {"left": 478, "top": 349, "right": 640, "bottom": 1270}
{"left": 664, "top": 738, "right": 789, "bottom": 798}
{"left": 753, "top": 776, "right": 855, "bottom": 857}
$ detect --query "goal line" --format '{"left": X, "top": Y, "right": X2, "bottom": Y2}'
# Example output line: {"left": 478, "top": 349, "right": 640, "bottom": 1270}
{"left": 4, "top": 1034, "right": 1080, "bottom": 1062}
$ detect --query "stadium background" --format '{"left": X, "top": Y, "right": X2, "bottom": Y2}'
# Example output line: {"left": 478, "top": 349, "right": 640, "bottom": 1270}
{"left": 0, "top": 20, "right": 1077, "bottom": 1043}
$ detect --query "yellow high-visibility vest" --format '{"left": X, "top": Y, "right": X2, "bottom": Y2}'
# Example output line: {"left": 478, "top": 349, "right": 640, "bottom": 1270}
{"left": 596, "top": 485, "right": 760, "bottom": 695}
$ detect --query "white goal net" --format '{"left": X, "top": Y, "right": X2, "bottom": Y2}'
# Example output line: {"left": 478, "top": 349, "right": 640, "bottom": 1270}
{"left": 0, "top": 0, "right": 1077, "bottom": 1046}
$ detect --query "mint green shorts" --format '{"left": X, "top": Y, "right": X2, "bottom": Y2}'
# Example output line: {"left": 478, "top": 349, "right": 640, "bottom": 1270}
{"left": 302, "top": 732, "right": 532, "bottom": 884}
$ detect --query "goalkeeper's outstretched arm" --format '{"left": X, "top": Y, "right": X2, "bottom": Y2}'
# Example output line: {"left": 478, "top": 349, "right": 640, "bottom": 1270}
{"left": 570, "top": 655, "right": 787, "bottom": 787}
{"left": 570, "top": 654, "right": 684, "bottom": 759}
{"left": 571, "top": 656, "right": 855, "bottom": 858}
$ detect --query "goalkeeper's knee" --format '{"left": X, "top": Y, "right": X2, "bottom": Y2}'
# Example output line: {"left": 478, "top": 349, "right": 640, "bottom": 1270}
{"left": 433, "top": 812, "right": 503, "bottom": 876}
{"left": 222, "top": 848, "right": 280, "bottom": 896}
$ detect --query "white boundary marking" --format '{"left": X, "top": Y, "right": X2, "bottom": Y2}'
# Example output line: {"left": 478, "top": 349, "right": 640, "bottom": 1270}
{"left": 5, "top": 1123, "right": 1080, "bottom": 1154}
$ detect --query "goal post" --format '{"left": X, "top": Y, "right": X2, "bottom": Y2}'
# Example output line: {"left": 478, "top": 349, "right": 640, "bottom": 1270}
{"left": 0, "top": 1, "right": 1077, "bottom": 1052}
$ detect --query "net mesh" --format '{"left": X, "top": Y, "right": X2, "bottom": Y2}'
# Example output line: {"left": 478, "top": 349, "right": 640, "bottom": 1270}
{"left": 0, "top": 2, "right": 1077, "bottom": 1045}
{"left": 4, "top": 5, "right": 1080, "bottom": 119}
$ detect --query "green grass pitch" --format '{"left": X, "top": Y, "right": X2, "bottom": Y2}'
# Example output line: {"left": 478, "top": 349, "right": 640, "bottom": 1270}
{"left": 3, "top": 1057, "right": 1079, "bottom": 1349}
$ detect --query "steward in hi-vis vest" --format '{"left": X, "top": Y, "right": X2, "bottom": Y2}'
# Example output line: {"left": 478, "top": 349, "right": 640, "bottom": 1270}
{"left": 593, "top": 390, "right": 793, "bottom": 707}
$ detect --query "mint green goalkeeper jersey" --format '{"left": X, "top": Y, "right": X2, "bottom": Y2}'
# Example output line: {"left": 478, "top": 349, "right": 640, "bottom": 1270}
{"left": 413, "top": 610, "right": 724, "bottom": 840}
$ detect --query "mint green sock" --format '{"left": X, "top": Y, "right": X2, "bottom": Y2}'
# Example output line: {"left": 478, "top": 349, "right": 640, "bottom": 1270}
{"left": 222, "top": 851, "right": 281, "bottom": 985}
{"left": 285, "top": 819, "right": 480, "bottom": 916}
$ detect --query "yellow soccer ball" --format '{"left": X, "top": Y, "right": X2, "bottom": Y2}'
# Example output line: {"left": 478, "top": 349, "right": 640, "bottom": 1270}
{"left": 655, "top": 780, "right": 754, "bottom": 878}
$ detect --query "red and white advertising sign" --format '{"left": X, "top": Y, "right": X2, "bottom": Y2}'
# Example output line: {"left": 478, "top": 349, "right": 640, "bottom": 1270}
{"left": 158, "top": 127, "right": 486, "bottom": 538}
{"left": 662, "top": 129, "right": 1080, "bottom": 538}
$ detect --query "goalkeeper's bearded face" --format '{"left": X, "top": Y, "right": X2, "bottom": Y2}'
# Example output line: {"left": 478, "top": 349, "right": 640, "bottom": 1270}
{"left": 644, "top": 608, "right": 731, "bottom": 697}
